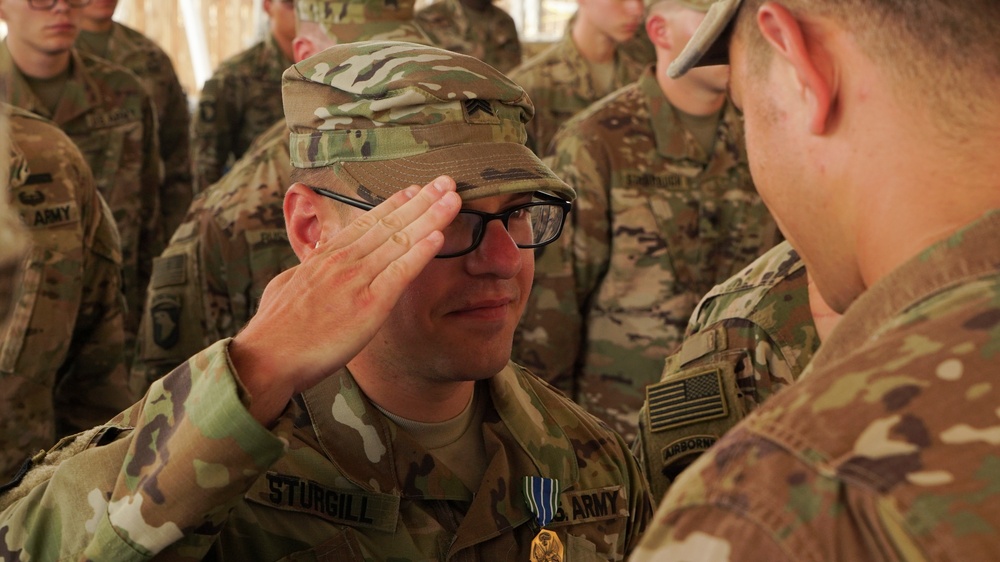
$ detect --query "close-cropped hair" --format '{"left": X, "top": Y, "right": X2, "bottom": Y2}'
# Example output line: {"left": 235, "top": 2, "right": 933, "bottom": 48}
{"left": 734, "top": 0, "right": 1000, "bottom": 130}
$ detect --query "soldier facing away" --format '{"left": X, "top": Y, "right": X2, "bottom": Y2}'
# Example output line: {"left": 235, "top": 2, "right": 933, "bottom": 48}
{"left": 0, "top": 0, "right": 164, "bottom": 354}
{"left": 190, "top": 0, "right": 296, "bottom": 191}
{"left": 630, "top": 0, "right": 1000, "bottom": 559}
{"left": 507, "top": 0, "right": 647, "bottom": 155}
{"left": 76, "top": 0, "right": 194, "bottom": 237}
{"left": 415, "top": 0, "right": 522, "bottom": 73}
{"left": 0, "top": 41, "right": 653, "bottom": 559}
{"left": 514, "top": 0, "right": 779, "bottom": 441}
{"left": 1, "top": 104, "right": 134, "bottom": 480}
{"left": 130, "top": 0, "right": 433, "bottom": 393}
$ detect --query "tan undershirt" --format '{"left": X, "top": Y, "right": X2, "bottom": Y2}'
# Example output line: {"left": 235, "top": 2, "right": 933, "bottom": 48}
{"left": 676, "top": 106, "right": 724, "bottom": 157}
{"left": 376, "top": 383, "right": 488, "bottom": 492}
{"left": 588, "top": 59, "right": 616, "bottom": 96}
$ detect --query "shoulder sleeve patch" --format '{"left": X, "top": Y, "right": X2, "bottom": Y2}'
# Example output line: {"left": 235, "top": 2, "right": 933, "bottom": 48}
{"left": 646, "top": 366, "right": 728, "bottom": 433}
{"left": 150, "top": 254, "right": 187, "bottom": 289}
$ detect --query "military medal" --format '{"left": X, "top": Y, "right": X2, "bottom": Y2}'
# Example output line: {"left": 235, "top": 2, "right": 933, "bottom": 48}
{"left": 523, "top": 476, "right": 563, "bottom": 562}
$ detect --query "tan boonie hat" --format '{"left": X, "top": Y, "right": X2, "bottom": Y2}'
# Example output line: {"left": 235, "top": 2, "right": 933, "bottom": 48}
{"left": 283, "top": 41, "right": 575, "bottom": 203}
{"left": 667, "top": 0, "right": 742, "bottom": 78}
{"left": 296, "top": 0, "right": 432, "bottom": 46}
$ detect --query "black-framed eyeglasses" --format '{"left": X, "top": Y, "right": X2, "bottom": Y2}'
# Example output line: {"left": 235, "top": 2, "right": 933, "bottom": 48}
{"left": 309, "top": 186, "right": 572, "bottom": 258}
{"left": 28, "top": 0, "right": 91, "bottom": 9}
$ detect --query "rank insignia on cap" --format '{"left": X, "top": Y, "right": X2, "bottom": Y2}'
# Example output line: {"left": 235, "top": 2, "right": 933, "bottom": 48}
{"left": 463, "top": 99, "right": 499, "bottom": 124}
{"left": 647, "top": 367, "right": 728, "bottom": 432}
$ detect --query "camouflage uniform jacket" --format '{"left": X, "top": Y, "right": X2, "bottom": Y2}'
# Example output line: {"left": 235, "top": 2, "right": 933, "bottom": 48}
{"left": 632, "top": 210, "right": 1000, "bottom": 561}
{"left": 515, "top": 68, "right": 778, "bottom": 441}
{"left": 131, "top": 121, "right": 294, "bottom": 394}
{"left": 1, "top": 106, "right": 134, "bottom": 479}
{"left": 76, "top": 21, "right": 194, "bottom": 237}
{"left": 415, "top": 0, "right": 522, "bottom": 73}
{"left": 507, "top": 28, "right": 645, "bottom": 155}
{"left": 5, "top": 44, "right": 165, "bottom": 346}
{"left": 633, "top": 241, "right": 819, "bottom": 502}
{"left": 0, "top": 339, "right": 653, "bottom": 559}
{"left": 191, "top": 35, "right": 292, "bottom": 191}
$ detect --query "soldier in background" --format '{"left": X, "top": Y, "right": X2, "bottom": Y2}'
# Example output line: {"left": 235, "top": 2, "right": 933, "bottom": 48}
{"left": 191, "top": 0, "right": 295, "bottom": 191}
{"left": 508, "top": 0, "right": 646, "bottom": 155}
{"left": 1, "top": 0, "right": 164, "bottom": 357}
{"left": 130, "top": 0, "right": 433, "bottom": 392}
{"left": 632, "top": 0, "right": 1000, "bottom": 558}
{"left": 76, "top": 0, "right": 194, "bottom": 237}
{"left": 514, "top": 0, "right": 778, "bottom": 441}
{"left": 0, "top": 41, "right": 651, "bottom": 560}
{"left": 1, "top": 104, "right": 133, "bottom": 479}
{"left": 634, "top": 241, "right": 823, "bottom": 502}
{"left": 415, "top": 0, "right": 521, "bottom": 73}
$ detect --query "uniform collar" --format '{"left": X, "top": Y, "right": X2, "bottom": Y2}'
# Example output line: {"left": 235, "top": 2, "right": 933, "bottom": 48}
{"left": 4, "top": 44, "right": 101, "bottom": 125}
{"left": 301, "top": 362, "right": 580, "bottom": 498}
{"left": 809, "top": 209, "right": 1000, "bottom": 374}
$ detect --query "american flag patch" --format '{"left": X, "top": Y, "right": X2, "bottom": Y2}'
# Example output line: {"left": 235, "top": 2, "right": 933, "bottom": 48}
{"left": 647, "top": 368, "right": 728, "bottom": 432}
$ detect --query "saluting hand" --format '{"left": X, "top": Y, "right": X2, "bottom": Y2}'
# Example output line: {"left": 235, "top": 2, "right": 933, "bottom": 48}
{"left": 230, "top": 176, "right": 462, "bottom": 426}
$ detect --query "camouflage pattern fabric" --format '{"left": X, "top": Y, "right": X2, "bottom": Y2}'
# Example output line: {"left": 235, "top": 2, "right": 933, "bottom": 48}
{"left": 0, "top": 63, "right": 28, "bottom": 333}
{"left": 5, "top": 45, "right": 165, "bottom": 355}
{"left": 415, "top": 0, "right": 523, "bottom": 73}
{"left": 632, "top": 211, "right": 1000, "bottom": 560}
{"left": 299, "top": 0, "right": 433, "bottom": 45}
{"left": 191, "top": 34, "right": 291, "bottom": 191}
{"left": 633, "top": 241, "right": 819, "bottom": 503}
{"left": 131, "top": 121, "right": 294, "bottom": 393}
{"left": 507, "top": 24, "right": 646, "bottom": 155}
{"left": 514, "top": 68, "right": 779, "bottom": 442}
{"left": 76, "top": 21, "right": 194, "bottom": 237}
{"left": 1, "top": 342, "right": 652, "bottom": 558}
{"left": 0, "top": 105, "right": 134, "bottom": 479}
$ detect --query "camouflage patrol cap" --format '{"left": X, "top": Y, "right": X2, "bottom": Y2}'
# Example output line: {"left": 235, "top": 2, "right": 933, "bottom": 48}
{"left": 296, "top": 0, "right": 432, "bottom": 45}
{"left": 667, "top": 0, "right": 742, "bottom": 78}
{"left": 283, "top": 41, "right": 575, "bottom": 202}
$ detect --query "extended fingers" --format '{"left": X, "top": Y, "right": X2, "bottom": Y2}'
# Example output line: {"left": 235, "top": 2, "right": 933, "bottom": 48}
{"left": 334, "top": 176, "right": 461, "bottom": 261}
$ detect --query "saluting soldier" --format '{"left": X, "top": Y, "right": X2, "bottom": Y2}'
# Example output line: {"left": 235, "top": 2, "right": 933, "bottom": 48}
{"left": 0, "top": 41, "right": 652, "bottom": 560}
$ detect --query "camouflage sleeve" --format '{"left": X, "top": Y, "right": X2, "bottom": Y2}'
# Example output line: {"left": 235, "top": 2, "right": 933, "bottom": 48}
{"left": 192, "top": 71, "right": 238, "bottom": 192}
{"left": 54, "top": 189, "right": 136, "bottom": 437}
{"left": 134, "top": 90, "right": 166, "bottom": 338}
{"left": 156, "top": 56, "right": 194, "bottom": 237}
{"left": 513, "top": 128, "right": 608, "bottom": 394}
{"left": 0, "top": 339, "right": 287, "bottom": 559}
{"left": 131, "top": 197, "right": 220, "bottom": 395}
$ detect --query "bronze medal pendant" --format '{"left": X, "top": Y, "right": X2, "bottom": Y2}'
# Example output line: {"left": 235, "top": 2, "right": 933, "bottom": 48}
{"left": 523, "top": 476, "right": 563, "bottom": 562}
{"left": 530, "top": 529, "right": 564, "bottom": 562}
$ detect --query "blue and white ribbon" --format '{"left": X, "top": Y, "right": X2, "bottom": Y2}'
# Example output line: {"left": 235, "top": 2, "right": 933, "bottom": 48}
{"left": 523, "top": 476, "right": 561, "bottom": 528}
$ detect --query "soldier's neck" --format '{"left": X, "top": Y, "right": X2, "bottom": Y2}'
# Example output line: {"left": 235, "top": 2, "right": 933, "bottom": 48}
{"left": 7, "top": 40, "right": 72, "bottom": 80}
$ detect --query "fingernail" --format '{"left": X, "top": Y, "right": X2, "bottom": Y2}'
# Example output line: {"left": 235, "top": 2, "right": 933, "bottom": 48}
{"left": 432, "top": 177, "right": 448, "bottom": 193}
{"left": 403, "top": 186, "right": 418, "bottom": 199}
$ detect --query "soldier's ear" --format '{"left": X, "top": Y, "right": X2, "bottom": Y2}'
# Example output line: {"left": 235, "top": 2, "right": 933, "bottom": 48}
{"left": 284, "top": 183, "right": 327, "bottom": 261}
{"left": 646, "top": 13, "right": 670, "bottom": 50}
{"left": 292, "top": 35, "right": 317, "bottom": 63}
